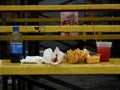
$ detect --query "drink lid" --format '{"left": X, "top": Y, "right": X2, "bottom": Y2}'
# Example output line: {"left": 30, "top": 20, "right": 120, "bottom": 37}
{"left": 13, "top": 26, "right": 19, "bottom": 31}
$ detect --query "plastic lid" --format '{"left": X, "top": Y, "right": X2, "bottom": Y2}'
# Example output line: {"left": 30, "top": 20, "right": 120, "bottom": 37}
{"left": 13, "top": 26, "right": 19, "bottom": 31}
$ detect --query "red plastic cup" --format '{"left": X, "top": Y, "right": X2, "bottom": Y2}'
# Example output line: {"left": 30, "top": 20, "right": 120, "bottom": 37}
{"left": 96, "top": 42, "right": 112, "bottom": 62}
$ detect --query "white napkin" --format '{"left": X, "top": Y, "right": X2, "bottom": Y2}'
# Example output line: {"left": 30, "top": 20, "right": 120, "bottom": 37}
{"left": 20, "top": 56, "right": 45, "bottom": 64}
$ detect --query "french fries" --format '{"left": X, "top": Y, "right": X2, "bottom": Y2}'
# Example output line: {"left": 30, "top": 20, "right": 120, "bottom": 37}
{"left": 65, "top": 48, "right": 89, "bottom": 64}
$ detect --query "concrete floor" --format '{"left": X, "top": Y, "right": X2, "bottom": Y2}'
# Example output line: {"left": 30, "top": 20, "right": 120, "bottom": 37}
{"left": 32, "top": 75, "right": 120, "bottom": 90}
{"left": 0, "top": 75, "right": 120, "bottom": 90}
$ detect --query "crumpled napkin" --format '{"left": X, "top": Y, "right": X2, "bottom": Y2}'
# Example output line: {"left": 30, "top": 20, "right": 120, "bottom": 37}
{"left": 20, "top": 47, "right": 65, "bottom": 65}
{"left": 20, "top": 56, "right": 45, "bottom": 64}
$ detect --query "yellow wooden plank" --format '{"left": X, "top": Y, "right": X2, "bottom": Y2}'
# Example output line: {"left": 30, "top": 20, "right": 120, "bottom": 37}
{"left": 0, "top": 17, "right": 120, "bottom": 23}
{"left": 0, "top": 35, "right": 119, "bottom": 41}
{"left": 10, "top": 35, "right": 120, "bottom": 40}
{"left": 78, "top": 17, "right": 120, "bottom": 21}
{"left": 40, "top": 25, "right": 120, "bottom": 32}
{"left": 21, "top": 35, "right": 120, "bottom": 40}
{"left": 0, "top": 4, "right": 120, "bottom": 12}
{"left": 0, "top": 25, "right": 120, "bottom": 33}
{"left": 6, "top": 18, "right": 60, "bottom": 22}
{"left": 0, "top": 58, "right": 120, "bottom": 75}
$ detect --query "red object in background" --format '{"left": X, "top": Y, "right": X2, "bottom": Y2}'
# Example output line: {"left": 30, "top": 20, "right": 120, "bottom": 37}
{"left": 61, "top": 12, "right": 78, "bottom": 36}
{"left": 62, "top": 19, "right": 71, "bottom": 25}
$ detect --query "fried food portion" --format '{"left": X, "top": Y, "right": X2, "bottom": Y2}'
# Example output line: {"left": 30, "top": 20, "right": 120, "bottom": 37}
{"left": 65, "top": 48, "right": 89, "bottom": 64}
{"left": 86, "top": 55, "right": 100, "bottom": 64}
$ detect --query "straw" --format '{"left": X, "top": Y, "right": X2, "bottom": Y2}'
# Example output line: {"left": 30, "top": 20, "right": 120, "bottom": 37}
{"left": 91, "top": 22, "right": 97, "bottom": 42}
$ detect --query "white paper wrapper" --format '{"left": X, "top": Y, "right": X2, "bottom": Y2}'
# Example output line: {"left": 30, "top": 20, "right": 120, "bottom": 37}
{"left": 43, "top": 47, "right": 65, "bottom": 65}
{"left": 20, "top": 47, "right": 65, "bottom": 65}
